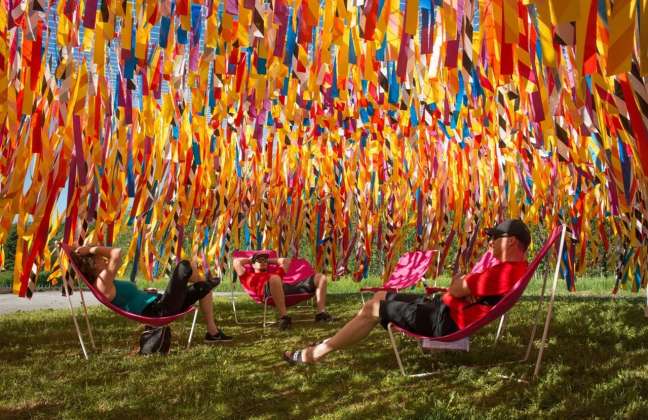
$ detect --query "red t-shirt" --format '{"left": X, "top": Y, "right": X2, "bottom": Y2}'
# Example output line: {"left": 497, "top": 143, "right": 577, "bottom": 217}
{"left": 239, "top": 265, "right": 285, "bottom": 298}
{"left": 442, "top": 261, "right": 528, "bottom": 329}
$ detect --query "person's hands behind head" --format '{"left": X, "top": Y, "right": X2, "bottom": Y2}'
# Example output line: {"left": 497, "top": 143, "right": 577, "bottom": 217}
{"left": 279, "top": 258, "right": 291, "bottom": 270}
{"left": 75, "top": 245, "right": 92, "bottom": 256}
{"left": 250, "top": 254, "right": 270, "bottom": 272}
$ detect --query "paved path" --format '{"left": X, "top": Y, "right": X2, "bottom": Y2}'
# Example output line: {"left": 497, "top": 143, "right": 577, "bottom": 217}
{"left": 0, "top": 290, "right": 101, "bottom": 315}
{"left": 0, "top": 290, "right": 239, "bottom": 315}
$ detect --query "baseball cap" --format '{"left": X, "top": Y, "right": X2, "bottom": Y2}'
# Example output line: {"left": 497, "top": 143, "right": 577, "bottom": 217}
{"left": 485, "top": 219, "right": 531, "bottom": 249}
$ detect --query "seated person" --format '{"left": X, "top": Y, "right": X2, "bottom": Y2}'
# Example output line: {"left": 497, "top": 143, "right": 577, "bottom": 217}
{"left": 283, "top": 219, "right": 531, "bottom": 364}
{"left": 69, "top": 244, "right": 232, "bottom": 344}
{"left": 232, "top": 253, "right": 333, "bottom": 330}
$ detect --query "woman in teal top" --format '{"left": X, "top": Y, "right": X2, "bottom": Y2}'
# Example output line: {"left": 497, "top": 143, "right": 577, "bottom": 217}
{"left": 69, "top": 244, "right": 232, "bottom": 343}
{"left": 111, "top": 280, "right": 159, "bottom": 314}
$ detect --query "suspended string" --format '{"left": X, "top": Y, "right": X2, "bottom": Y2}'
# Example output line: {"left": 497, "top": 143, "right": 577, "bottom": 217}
{"left": 1, "top": 0, "right": 647, "bottom": 297}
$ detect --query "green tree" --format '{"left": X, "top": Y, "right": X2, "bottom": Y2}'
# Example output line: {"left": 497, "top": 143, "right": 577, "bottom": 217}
{"left": 3, "top": 224, "right": 17, "bottom": 272}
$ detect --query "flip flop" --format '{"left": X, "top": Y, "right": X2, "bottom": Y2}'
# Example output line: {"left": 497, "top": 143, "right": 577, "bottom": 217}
{"left": 283, "top": 349, "right": 305, "bottom": 365}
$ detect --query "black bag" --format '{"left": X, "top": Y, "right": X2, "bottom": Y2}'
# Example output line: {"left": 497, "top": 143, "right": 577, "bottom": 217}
{"left": 138, "top": 325, "right": 172, "bottom": 355}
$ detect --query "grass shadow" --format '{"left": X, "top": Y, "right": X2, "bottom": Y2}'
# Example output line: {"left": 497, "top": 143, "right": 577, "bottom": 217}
{"left": 1, "top": 295, "right": 647, "bottom": 418}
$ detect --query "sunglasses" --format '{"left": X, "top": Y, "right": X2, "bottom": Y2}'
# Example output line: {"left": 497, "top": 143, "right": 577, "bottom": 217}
{"left": 489, "top": 233, "right": 512, "bottom": 241}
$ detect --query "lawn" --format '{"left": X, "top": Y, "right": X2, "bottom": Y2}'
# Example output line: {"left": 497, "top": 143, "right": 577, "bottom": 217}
{"left": 1, "top": 286, "right": 647, "bottom": 419}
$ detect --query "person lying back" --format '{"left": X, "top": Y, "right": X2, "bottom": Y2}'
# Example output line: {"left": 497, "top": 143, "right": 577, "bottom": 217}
{"left": 284, "top": 219, "right": 531, "bottom": 364}
{"left": 69, "top": 244, "right": 232, "bottom": 343}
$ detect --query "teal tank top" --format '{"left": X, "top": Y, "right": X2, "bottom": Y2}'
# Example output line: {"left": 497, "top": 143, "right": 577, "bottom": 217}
{"left": 112, "top": 280, "right": 158, "bottom": 315}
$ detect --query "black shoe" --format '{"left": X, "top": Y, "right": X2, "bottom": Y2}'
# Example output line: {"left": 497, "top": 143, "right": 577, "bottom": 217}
{"left": 204, "top": 330, "right": 233, "bottom": 344}
{"left": 314, "top": 312, "right": 334, "bottom": 323}
{"left": 278, "top": 316, "right": 292, "bottom": 330}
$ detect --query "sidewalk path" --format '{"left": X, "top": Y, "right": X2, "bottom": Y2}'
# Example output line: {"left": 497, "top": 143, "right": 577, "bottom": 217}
{"left": 0, "top": 291, "right": 100, "bottom": 315}
{"left": 0, "top": 291, "right": 240, "bottom": 315}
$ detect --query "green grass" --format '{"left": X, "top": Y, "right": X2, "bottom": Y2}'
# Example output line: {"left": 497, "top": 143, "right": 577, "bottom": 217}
{"left": 1, "top": 292, "right": 647, "bottom": 419}
{"left": 0, "top": 270, "right": 12, "bottom": 287}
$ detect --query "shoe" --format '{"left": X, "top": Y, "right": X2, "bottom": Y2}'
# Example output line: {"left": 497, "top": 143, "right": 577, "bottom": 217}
{"left": 314, "top": 311, "right": 334, "bottom": 323}
{"left": 278, "top": 316, "right": 292, "bottom": 330}
{"left": 283, "top": 349, "right": 305, "bottom": 365}
{"left": 204, "top": 330, "right": 233, "bottom": 344}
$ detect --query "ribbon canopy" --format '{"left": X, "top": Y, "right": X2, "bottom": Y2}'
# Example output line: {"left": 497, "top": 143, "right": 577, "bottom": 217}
{"left": 1, "top": 0, "right": 647, "bottom": 297}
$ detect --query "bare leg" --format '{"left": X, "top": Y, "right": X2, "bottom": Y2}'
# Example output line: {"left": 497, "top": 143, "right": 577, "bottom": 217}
{"left": 267, "top": 274, "right": 287, "bottom": 317}
{"left": 198, "top": 286, "right": 219, "bottom": 335}
{"left": 299, "top": 291, "right": 387, "bottom": 363}
{"left": 189, "top": 261, "right": 220, "bottom": 336}
{"left": 313, "top": 273, "right": 328, "bottom": 313}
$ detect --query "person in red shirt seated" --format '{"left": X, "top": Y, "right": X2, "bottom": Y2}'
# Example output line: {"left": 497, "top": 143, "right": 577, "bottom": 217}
{"left": 233, "top": 254, "right": 333, "bottom": 330}
{"left": 283, "top": 219, "right": 531, "bottom": 364}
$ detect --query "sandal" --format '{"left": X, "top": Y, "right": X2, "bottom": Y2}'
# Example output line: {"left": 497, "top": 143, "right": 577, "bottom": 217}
{"left": 283, "top": 349, "right": 305, "bottom": 365}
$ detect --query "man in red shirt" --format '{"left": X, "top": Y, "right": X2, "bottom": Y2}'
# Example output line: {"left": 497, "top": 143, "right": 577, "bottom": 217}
{"left": 233, "top": 254, "right": 333, "bottom": 330}
{"left": 284, "top": 219, "right": 531, "bottom": 364}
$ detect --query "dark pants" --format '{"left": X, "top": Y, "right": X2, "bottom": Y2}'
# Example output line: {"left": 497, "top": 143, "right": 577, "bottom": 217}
{"left": 378, "top": 293, "right": 458, "bottom": 337}
{"left": 142, "top": 260, "right": 213, "bottom": 317}
{"left": 263, "top": 275, "right": 317, "bottom": 299}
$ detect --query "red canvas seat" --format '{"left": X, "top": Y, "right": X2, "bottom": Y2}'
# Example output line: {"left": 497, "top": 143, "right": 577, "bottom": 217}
{"left": 360, "top": 250, "right": 439, "bottom": 301}
{"left": 387, "top": 225, "right": 567, "bottom": 377}
{"left": 231, "top": 250, "right": 316, "bottom": 327}
{"left": 61, "top": 244, "right": 199, "bottom": 359}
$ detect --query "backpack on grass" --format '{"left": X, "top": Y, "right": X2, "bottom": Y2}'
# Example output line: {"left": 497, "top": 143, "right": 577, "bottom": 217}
{"left": 138, "top": 325, "right": 171, "bottom": 355}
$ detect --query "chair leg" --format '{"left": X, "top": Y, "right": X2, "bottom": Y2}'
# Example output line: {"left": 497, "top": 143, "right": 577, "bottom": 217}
{"left": 76, "top": 282, "right": 96, "bottom": 351}
{"left": 230, "top": 293, "right": 258, "bottom": 325}
{"left": 263, "top": 299, "right": 268, "bottom": 330}
{"left": 231, "top": 288, "right": 240, "bottom": 323}
{"left": 63, "top": 281, "right": 89, "bottom": 360}
{"left": 187, "top": 307, "right": 199, "bottom": 349}
{"left": 294, "top": 297, "right": 313, "bottom": 310}
{"left": 494, "top": 314, "right": 507, "bottom": 344}
{"left": 534, "top": 225, "right": 567, "bottom": 378}
{"left": 522, "top": 269, "right": 549, "bottom": 362}
{"left": 387, "top": 323, "right": 441, "bottom": 378}
{"left": 231, "top": 289, "right": 259, "bottom": 325}
{"left": 387, "top": 323, "right": 407, "bottom": 376}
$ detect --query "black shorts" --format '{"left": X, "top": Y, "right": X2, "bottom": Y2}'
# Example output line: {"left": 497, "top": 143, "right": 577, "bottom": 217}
{"left": 263, "top": 275, "right": 316, "bottom": 298}
{"left": 378, "top": 293, "right": 458, "bottom": 337}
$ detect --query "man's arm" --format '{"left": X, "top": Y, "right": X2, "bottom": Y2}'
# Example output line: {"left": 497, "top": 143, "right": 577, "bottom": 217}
{"left": 447, "top": 273, "right": 472, "bottom": 298}
{"left": 232, "top": 258, "right": 250, "bottom": 276}
{"left": 269, "top": 257, "right": 291, "bottom": 270}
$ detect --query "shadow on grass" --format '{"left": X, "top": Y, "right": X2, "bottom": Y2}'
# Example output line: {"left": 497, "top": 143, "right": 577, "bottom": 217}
{"left": 1, "top": 295, "right": 646, "bottom": 418}
{"left": 0, "top": 403, "right": 66, "bottom": 420}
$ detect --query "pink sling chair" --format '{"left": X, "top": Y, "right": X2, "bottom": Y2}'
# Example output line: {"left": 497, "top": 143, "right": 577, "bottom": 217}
{"left": 387, "top": 225, "right": 567, "bottom": 378}
{"left": 359, "top": 250, "right": 440, "bottom": 303}
{"left": 231, "top": 250, "right": 316, "bottom": 328}
{"left": 60, "top": 244, "right": 199, "bottom": 359}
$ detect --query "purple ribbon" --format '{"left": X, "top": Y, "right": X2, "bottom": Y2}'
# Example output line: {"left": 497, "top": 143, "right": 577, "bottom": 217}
{"left": 83, "top": 0, "right": 98, "bottom": 29}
